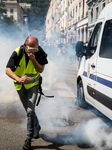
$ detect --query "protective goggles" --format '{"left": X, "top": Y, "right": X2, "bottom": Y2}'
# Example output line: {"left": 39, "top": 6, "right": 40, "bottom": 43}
{"left": 25, "top": 45, "right": 39, "bottom": 53}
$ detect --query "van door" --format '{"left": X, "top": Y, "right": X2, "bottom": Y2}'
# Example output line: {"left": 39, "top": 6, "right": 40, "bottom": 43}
{"left": 95, "top": 19, "right": 112, "bottom": 118}
{"left": 84, "top": 22, "right": 103, "bottom": 105}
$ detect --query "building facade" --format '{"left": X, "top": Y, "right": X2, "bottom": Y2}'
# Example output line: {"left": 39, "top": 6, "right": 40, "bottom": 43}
{"left": 75, "top": 0, "right": 88, "bottom": 43}
{"left": 4, "top": 0, "right": 23, "bottom": 28}
{"left": 45, "top": 0, "right": 88, "bottom": 45}
{"left": 45, "top": 0, "right": 112, "bottom": 45}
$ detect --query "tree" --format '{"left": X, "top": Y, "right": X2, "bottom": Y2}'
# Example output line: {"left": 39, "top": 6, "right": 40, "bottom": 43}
{"left": 21, "top": 0, "right": 50, "bottom": 31}
{"left": 0, "top": 0, "right": 7, "bottom": 19}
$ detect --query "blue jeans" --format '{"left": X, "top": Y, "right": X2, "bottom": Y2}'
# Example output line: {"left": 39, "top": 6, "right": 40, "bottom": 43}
{"left": 17, "top": 85, "right": 40, "bottom": 139}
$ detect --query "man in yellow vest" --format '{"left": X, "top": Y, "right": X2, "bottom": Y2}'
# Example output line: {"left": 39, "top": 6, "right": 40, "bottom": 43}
{"left": 5, "top": 36, "right": 48, "bottom": 150}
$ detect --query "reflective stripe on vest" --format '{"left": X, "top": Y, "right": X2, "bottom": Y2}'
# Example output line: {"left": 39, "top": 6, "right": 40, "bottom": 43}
{"left": 15, "top": 74, "right": 40, "bottom": 85}
{"left": 14, "top": 47, "right": 40, "bottom": 90}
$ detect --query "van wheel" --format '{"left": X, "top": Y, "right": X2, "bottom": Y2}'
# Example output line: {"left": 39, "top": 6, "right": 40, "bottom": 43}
{"left": 77, "top": 80, "right": 88, "bottom": 109}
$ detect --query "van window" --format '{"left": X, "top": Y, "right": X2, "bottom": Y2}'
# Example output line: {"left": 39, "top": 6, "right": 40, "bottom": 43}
{"left": 86, "top": 22, "right": 102, "bottom": 58}
{"left": 99, "top": 20, "right": 112, "bottom": 59}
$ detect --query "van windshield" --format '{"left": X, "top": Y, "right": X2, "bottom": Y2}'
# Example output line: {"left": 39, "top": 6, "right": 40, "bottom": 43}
{"left": 99, "top": 20, "right": 112, "bottom": 59}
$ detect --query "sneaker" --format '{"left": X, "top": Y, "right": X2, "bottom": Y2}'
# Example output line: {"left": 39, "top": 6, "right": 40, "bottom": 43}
{"left": 23, "top": 139, "right": 31, "bottom": 150}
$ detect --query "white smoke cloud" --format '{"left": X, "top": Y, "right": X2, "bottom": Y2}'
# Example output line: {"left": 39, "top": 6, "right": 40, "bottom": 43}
{"left": 0, "top": 37, "right": 21, "bottom": 103}
{"left": 42, "top": 58, "right": 57, "bottom": 90}
{"left": 35, "top": 56, "right": 112, "bottom": 149}
{"left": 73, "top": 118, "right": 112, "bottom": 149}
{"left": 1, "top": 30, "right": 112, "bottom": 150}
{"left": 0, "top": 36, "right": 26, "bottom": 118}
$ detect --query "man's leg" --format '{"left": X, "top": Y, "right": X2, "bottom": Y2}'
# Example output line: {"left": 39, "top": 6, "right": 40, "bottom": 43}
{"left": 33, "top": 114, "right": 41, "bottom": 139}
{"left": 17, "top": 85, "right": 27, "bottom": 111}
{"left": 17, "top": 85, "right": 40, "bottom": 150}
{"left": 26, "top": 85, "right": 40, "bottom": 140}
{"left": 17, "top": 86, "right": 31, "bottom": 150}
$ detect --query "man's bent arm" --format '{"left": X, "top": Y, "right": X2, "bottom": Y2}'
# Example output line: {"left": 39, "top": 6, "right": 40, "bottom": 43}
{"left": 6, "top": 68, "right": 20, "bottom": 81}
{"left": 27, "top": 53, "right": 45, "bottom": 73}
{"left": 32, "top": 59, "right": 45, "bottom": 73}
{"left": 5, "top": 68, "right": 29, "bottom": 83}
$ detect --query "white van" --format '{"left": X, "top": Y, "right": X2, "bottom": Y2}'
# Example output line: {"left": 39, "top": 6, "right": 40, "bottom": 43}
{"left": 76, "top": 2, "right": 112, "bottom": 120}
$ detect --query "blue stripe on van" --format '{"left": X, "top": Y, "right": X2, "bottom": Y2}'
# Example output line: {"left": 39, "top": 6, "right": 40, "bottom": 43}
{"left": 83, "top": 71, "right": 112, "bottom": 88}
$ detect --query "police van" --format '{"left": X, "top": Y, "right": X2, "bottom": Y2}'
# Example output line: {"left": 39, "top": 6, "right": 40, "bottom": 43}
{"left": 76, "top": 2, "right": 112, "bottom": 120}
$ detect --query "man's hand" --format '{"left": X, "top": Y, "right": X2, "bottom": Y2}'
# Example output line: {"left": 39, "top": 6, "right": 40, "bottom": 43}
{"left": 18, "top": 75, "right": 30, "bottom": 84}
{"left": 27, "top": 52, "right": 44, "bottom": 73}
{"left": 27, "top": 53, "right": 35, "bottom": 61}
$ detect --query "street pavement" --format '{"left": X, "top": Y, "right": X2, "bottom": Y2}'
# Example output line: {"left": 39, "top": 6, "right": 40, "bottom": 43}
{"left": 0, "top": 59, "right": 112, "bottom": 150}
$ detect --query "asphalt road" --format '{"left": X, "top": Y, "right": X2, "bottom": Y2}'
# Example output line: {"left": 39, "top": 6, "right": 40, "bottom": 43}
{"left": 1, "top": 59, "right": 112, "bottom": 150}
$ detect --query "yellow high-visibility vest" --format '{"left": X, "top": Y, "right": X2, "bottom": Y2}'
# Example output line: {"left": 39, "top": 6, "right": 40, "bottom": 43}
{"left": 13, "top": 47, "right": 40, "bottom": 90}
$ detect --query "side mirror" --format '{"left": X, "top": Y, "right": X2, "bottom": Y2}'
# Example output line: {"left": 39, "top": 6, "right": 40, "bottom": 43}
{"left": 75, "top": 41, "right": 85, "bottom": 57}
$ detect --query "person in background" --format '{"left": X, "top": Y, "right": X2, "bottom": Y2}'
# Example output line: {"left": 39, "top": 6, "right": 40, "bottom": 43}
{"left": 5, "top": 36, "right": 48, "bottom": 150}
